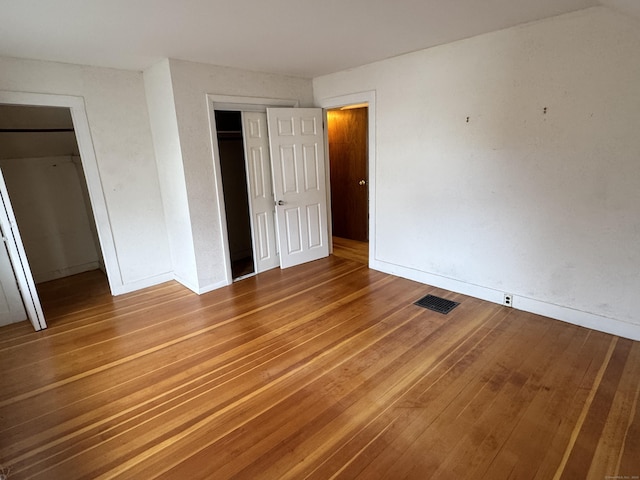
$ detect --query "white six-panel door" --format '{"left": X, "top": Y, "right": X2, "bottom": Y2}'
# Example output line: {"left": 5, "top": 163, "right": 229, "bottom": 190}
{"left": 267, "top": 108, "right": 329, "bottom": 269}
{"left": 241, "top": 112, "right": 280, "bottom": 273}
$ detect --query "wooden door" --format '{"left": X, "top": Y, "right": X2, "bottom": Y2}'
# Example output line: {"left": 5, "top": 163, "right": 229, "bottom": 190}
{"left": 267, "top": 108, "right": 329, "bottom": 269}
{"left": 327, "top": 107, "right": 368, "bottom": 241}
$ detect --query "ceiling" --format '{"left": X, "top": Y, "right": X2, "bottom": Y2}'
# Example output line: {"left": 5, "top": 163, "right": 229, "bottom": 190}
{"left": 0, "top": 0, "right": 635, "bottom": 79}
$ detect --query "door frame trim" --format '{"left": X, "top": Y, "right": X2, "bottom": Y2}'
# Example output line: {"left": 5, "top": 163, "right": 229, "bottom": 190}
{"left": 0, "top": 90, "right": 122, "bottom": 294}
{"left": 317, "top": 91, "right": 376, "bottom": 266}
{"left": 206, "top": 94, "right": 298, "bottom": 285}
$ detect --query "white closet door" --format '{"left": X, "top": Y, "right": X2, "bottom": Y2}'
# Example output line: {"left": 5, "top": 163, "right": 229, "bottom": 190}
{"left": 0, "top": 168, "right": 46, "bottom": 331}
{"left": 0, "top": 222, "right": 27, "bottom": 327}
{"left": 267, "top": 108, "right": 329, "bottom": 269}
{"left": 242, "top": 112, "right": 279, "bottom": 273}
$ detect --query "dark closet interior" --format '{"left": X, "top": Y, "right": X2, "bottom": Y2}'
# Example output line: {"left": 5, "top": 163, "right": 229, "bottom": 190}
{"left": 215, "top": 110, "right": 255, "bottom": 279}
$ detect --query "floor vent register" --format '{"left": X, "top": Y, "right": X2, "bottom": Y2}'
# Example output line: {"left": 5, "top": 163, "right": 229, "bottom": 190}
{"left": 414, "top": 294, "right": 459, "bottom": 314}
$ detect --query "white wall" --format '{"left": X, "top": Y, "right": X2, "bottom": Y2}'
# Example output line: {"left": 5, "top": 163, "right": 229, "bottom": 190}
{"left": 0, "top": 56, "right": 173, "bottom": 291}
{"left": 313, "top": 7, "right": 640, "bottom": 339}
{"left": 0, "top": 156, "right": 101, "bottom": 282}
{"left": 143, "top": 59, "right": 198, "bottom": 289}
{"left": 165, "top": 59, "right": 314, "bottom": 291}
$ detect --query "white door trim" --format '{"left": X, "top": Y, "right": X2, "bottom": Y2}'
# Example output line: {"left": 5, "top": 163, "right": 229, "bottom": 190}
{"left": 317, "top": 91, "right": 377, "bottom": 267}
{"left": 206, "top": 94, "right": 298, "bottom": 285}
{"left": 0, "top": 90, "right": 122, "bottom": 294}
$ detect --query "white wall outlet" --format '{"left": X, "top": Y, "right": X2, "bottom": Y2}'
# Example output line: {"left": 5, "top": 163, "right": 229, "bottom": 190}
{"left": 503, "top": 294, "right": 513, "bottom": 307}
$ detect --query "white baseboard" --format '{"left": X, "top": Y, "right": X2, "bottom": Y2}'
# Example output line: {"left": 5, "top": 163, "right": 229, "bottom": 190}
{"left": 173, "top": 274, "right": 228, "bottom": 295}
{"left": 172, "top": 274, "right": 199, "bottom": 294}
{"left": 371, "top": 259, "right": 640, "bottom": 342}
{"left": 515, "top": 296, "right": 640, "bottom": 341}
{"left": 111, "top": 271, "right": 228, "bottom": 296}
{"left": 111, "top": 272, "right": 174, "bottom": 295}
{"left": 195, "top": 279, "right": 228, "bottom": 295}
{"left": 371, "top": 259, "right": 504, "bottom": 304}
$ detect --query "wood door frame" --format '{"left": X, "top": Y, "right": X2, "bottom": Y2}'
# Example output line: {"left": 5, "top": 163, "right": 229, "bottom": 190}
{"left": 0, "top": 91, "right": 122, "bottom": 295}
{"left": 318, "top": 91, "right": 376, "bottom": 267}
{"left": 206, "top": 94, "right": 299, "bottom": 286}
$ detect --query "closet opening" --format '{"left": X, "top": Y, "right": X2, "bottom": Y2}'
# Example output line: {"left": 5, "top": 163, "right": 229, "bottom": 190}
{"left": 0, "top": 103, "right": 107, "bottom": 328}
{"left": 215, "top": 110, "right": 255, "bottom": 280}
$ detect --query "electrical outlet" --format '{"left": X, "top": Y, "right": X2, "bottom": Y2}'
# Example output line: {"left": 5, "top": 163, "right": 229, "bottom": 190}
{"left": 503, "top": 294, "right": 513, "bottom": 307}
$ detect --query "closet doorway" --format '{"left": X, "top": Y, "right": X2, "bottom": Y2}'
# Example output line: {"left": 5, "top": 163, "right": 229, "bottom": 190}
{"left": 215, "top": 110, "right": 256, "bottom": 280}
{"left": 0, "top": 103, "right": 107, "bottom": 330}
{"left": 319, "top": 91, "right": 376, "bottom": 268}
{"left": 209, "top": 97, "right": 329, "bottom": 284}
{"left": 327, "top": 106, "right": 369, "bottom": 242}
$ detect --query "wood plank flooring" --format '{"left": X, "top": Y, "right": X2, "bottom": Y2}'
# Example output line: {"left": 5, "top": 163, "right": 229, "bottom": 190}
{"left": 0, "top": 256, "right": 639, "bottom": 479}
{"left": 332, "top": 236, "right": 369, "bottom": 265}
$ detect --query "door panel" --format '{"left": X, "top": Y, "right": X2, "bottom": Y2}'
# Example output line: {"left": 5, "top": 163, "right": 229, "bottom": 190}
{"left": 241, "top": 112, "right": 279, "bottom": 273}
{"left": 279, "top": 146, "right": 298, "bottom": 194}
{"left": 267, "top": 108, "right": 329, "bottom": 269}
{"left": 307, "top": 204, "right": 322, "bottom": 248}
{"left": 284, "top": 207, "right": 302, "bottom": 254}
{"left": 327, "top": 107, "right": 368, "bottom": 241}
{"left": 303, "top": 145, "right": 320, "bottom": 191}
{"left": 254, "top": 212, "right": 270, "bottom": 261}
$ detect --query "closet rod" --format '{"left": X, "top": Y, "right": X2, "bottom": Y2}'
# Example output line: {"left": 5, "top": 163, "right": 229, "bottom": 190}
{"left": 0, "top": 128, "right": 74, "bottom": 133}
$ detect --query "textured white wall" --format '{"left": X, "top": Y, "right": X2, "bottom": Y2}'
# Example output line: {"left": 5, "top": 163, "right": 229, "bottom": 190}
{"left": 0, "top": 56, "right": 172, "bottom": 289}
{"left": 313, "top": 7, "right": 640, "bottom": 337}
{"left": 0, "top": 156, "right": 101, "bottom": 282}
{"left": 143, "top": 59, "right": 198, "bottom": 289}
{"left": 167, "top": 59, "right": 314, "bottom": 290}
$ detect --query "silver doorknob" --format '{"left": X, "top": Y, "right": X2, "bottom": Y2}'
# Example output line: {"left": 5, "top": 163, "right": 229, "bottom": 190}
{"left": 276, "top": 200, "right": 285, "bottom": 206}
{"left": 358, "top": 180, "right": 366, "bottom": 186}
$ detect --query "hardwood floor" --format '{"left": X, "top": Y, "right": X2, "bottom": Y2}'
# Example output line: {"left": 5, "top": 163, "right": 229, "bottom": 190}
{"left": 332, "top": 236, "right": 368, "bottom": 265}
{"left": 0, "top": 258, "right": 639, "bottom": 479}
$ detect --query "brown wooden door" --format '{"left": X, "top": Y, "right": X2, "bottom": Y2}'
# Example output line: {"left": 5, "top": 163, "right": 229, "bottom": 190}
{"left": 327, "top": 107, "right": 368, "bottom": 242}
